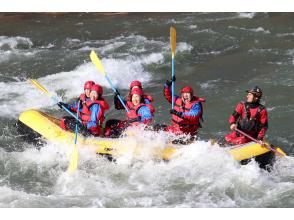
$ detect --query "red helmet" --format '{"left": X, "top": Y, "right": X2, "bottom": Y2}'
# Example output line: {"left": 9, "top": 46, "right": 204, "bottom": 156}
{"left": 180, "top": 86, "right": 193, "bottom": 95}
{"left": 130, "top": 80, "right": 142, "bottom": 89}
{"left": 91, "top": 84, "right": 103, "bottom": 95}
{"left": 130, "top": 87, "right": 143, "bottom": 96}
{"left": 84, "top": 80, "right": 95, "bottom": 90}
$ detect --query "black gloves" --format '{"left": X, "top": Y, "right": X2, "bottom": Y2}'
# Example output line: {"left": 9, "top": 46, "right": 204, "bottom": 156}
{"left": 170, "top": 109, "right": 183, "bottom": 118}
{"left": 57, "top": 102, "right": 66, "bottom": 109}
{"left": 76, "top": 98, "right": 83, "bottom": 107}
{"left": 114, "top": 89, "right": 120, "bottom": 97}
{"left": 113, "top": 90, "right": 121, "bottom": 104}
{"left": 171, "top": 75, "right": 176, "bottom": 82}
{"left": 166, "top": 76, "right": 176, "bottom": 87}
{"left": 128, "top": 116, "right": 141, "bottom": 123}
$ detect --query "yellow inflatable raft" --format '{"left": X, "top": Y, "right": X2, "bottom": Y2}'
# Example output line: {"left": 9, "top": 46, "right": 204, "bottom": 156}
{"left": 17, "top": 109, "right": 286, "bottom": 162}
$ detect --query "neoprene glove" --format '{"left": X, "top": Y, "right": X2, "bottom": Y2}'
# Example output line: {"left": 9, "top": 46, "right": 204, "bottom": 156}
{"left": 76, "top": 98, "right": 83, "bottom": 107}
{"left": 170, "top": 109, "right": 183, "bottom": 118}
{"left": 128, "top": 116, "right": 141, "bottom": 123}
{"left": 166, "top": 76, "right": 176, "bottom": 87}
{"left": 114, "top": 89, "right": 120, "bottom": 97}
{"left": 57, "top": 102, "right": 66, "bottom": 109}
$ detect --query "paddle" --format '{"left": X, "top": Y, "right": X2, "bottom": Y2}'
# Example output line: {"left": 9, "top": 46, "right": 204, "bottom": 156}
{"left": 170, "top": 26, "right": 176, "bottom": 109}
{"left": 89, "top": 50, "right": 129, "bottom": 112}
{"left": 67, "top": 101, "right": 80, "bottom": 172}
{"left": 29, "top": 79, "right": 82, "bottom": 124}
{"left": 235, "top": 128, "right": 286, "bottom": 157}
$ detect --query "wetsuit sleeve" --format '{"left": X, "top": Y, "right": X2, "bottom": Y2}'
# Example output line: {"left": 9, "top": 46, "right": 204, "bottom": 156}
{"left": 229, "top": 103, "right": 243, "bottom": 125}
{"left": 163, "top": 83, "right": 178, "bottom": 104}
{"left": 86, "top": 104, "right": 100, "bottom": 129}
{"left": 182, "top": 103, "right": 201, "bottom": 120}
{"left": 137, "top": 106, "right": 153, "bottom": 124}
{"left": 257, "top": 108, "right": 268, "bottom": 140}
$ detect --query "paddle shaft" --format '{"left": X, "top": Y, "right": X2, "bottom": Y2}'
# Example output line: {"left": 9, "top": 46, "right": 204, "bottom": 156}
{"left": 74, "top": 102, "right": 80, "bottom": 144}
{"left": 89, "top": 50, "right": 129, "bottom": 112}
{"left": 235, "top": 128, "right": 284, "bottom": 157}
{"left": 171, "top": 55, "right": 175, "bottom": 109}
{"left": 29, "top": 79, "right": 83, "bottom": 124}
{"left": 170, "top": 27, "right": 176, "bottom": 109}
{"left": 52, "top": 96, "right": 83, "bottom": 124}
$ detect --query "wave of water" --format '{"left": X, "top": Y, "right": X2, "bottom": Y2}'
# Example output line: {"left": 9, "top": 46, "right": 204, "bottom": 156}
{"left": 0, "top": 36, "right": 37, "bottom": 63}
{"left": 0, "top": 32, "right": 194, "bottom": 118}
{"left": 0, "top": 128, "right": 293, "bottom": 208}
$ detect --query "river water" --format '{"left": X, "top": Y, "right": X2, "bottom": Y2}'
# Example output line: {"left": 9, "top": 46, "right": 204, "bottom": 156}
{"left": 0, "top": 12, "right": 294, "bottom": 208}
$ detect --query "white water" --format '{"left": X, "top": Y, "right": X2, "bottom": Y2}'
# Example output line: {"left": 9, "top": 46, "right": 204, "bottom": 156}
{"left": 0, "top": 128, "right": 293, "bottom": 208}
{"left": 0, "top": 36, "right": 36, "bottom": 63}
{"left": 0, "top": 34, "right": 193, "bottom": 118}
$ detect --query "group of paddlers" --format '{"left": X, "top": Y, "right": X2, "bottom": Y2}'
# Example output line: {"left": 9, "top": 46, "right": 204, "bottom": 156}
{"left": 58, "top": 77, "right": 268, "bottom": 146}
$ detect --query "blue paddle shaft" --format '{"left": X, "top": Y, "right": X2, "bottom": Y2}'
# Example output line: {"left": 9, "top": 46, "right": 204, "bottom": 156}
{"left": 51, "top": 96, "right": 83, "bottom": 124}
{"left": 74, "top": 102, "right": 80, "bottom": 145}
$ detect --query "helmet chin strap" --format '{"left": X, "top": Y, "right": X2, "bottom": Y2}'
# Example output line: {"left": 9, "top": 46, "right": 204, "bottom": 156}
{"left": 253, "top": 96, "right": 260, "bottom": 103}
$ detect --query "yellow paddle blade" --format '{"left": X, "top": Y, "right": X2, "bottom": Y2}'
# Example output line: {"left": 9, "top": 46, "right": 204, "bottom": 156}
{"left": 67, "top": 144, "right": 78, "bottom": 173}
{"left": 29, "top": 79, "right": 50, "bottom": 96}
{"left": 275, "top": 147, "right": 287, "bottom": 156}
{"left": 170, "top": 26, "right": 176, "bottom": 56}
{"left": 90, "top": 50, "right": 106, "bottom": 76}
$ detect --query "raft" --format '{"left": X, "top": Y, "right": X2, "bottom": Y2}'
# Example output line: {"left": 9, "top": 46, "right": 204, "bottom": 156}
{"left": 17, "top": 109, "right": 176, "bottom": 160}
{"left": 17, "top": 109, "right": 286, "bottom": 165}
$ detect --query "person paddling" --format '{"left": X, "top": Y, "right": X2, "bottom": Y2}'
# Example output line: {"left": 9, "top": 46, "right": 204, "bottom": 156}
{"left": 58, "top": 80, "right": 95, "bottom": 113}
{"left": 59, "top": 84, "right": 109, "bottom": 137}
{"left": 82, "top": 84, "right": 109, "bottom": 136}
{"left": 104, "top": 87, "right": 154, "bottom": 137}
{"left": 58, "top": 80, "right": 95, "bottom": 135}
{"left": 224, "top": 86, "right": 268, "bottom": 145}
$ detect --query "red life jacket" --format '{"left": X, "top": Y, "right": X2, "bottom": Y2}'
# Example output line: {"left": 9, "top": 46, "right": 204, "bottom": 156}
{"left": 126, "top": 100, "right": 155, "bottom": 116}
{"left": 79, "top": 99, "right": 109, "bottom": 136}
{"left": 126, "top": 101, "right": 153, "bottom": 125}
{"left": 80, "top": 99, "right": 109, "bottom": 124}
{"left": 77, "top": 93, "right": 89, "bottom": 118}
{"left": 79, "top": 93, "right": 87, "bottom": 102}
{"left": 237, "top": 102, "right": 266, "bottom": 136}
{"left": 172, "top": 96, "right": 205, "bottom": 130}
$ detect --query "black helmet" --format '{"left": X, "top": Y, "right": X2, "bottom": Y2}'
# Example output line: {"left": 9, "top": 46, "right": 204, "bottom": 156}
{"left": 246, "top": 86, "right": 262, "bottom": 98}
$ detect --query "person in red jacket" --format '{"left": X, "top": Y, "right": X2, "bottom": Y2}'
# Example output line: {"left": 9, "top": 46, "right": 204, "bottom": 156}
{"left": 104, "top": 87, "right": 154, "bottom": 137}
{"left": 224, "top": 86, "right": 268, "bottom": 145}
{"left": 58, "top": 80, "right": 95, "bottom": 135}
{"left": 82, "top": 84, "right": 109, "bottom": 136}
{"left": 59, "top": 84, "right": 109, "bottom": 137}
{"left": 160, "top": 78, "right": 205, "bottom": 139}
{"left": 58, "top": 80, "right": 95, "bottom": 112}
{"left": 114, "top": 80, "right": 154, "bottom": 111}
